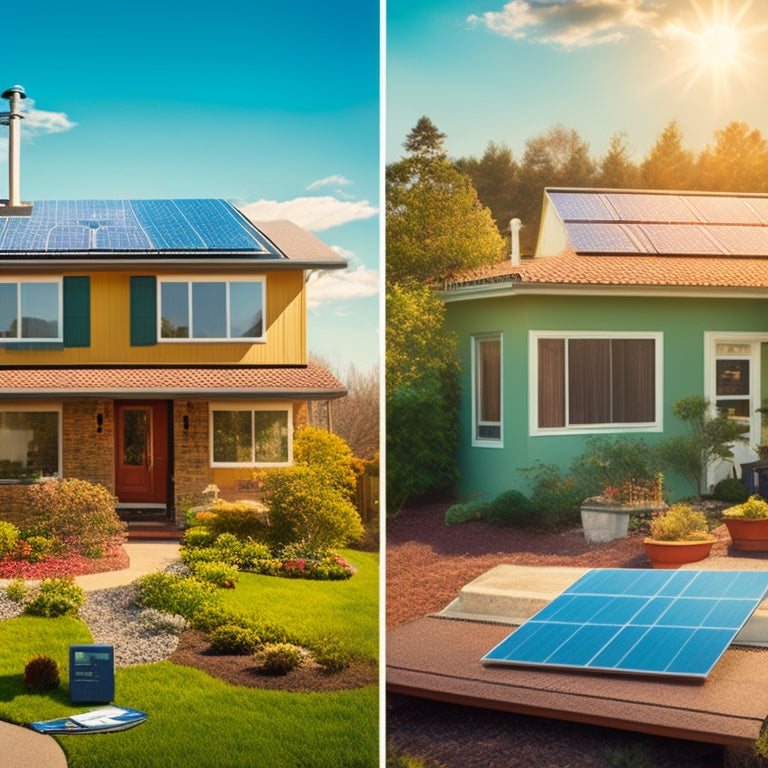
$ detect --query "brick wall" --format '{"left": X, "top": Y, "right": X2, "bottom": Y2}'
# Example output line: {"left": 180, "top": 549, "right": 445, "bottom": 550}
{"left": 63, "top": 399, "right": 115, "bottom": 492}
{"left": 172, "top": 399, "right": 213, "bottom": 523}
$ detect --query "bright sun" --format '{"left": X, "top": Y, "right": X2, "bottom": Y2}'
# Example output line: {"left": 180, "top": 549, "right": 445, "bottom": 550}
{"left": 696, "top": 23, "right": 740, "bottom": 71}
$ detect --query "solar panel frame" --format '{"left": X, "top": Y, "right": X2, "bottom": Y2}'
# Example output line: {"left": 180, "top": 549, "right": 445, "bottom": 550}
{"left": 482, "top": 569, "right": 768, "bottom": 679}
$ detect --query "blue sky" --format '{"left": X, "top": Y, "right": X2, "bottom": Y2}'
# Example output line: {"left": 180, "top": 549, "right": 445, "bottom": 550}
{"left": 0, "top": 0, "right": 380, "bottom": 372}
{"left": 387, "top": 1, "right": 768, "bottom": 171}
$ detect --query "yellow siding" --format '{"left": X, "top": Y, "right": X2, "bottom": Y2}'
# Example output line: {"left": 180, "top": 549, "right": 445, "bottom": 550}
{"left": 0, "top": 270, "right": 307, "bottom": 366}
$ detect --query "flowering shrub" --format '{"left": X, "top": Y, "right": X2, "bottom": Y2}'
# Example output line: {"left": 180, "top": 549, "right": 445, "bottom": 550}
{"left": 0, "top": 546, "right": 128, "bottom": 579}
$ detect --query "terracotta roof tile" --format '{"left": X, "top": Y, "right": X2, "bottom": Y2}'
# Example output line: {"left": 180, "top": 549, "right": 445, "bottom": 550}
{"left": 0, "top": 364, "right": 346, "bottom": 398}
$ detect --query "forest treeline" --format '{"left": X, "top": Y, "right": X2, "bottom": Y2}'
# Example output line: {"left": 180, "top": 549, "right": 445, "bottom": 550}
{"left": 450, "top": 119, "right": 768, "bottom": 253}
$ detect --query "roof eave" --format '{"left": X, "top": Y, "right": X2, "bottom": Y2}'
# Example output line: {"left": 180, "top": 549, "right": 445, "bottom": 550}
{"left": 0, "top": 387, "right": 348, "bottom": 400}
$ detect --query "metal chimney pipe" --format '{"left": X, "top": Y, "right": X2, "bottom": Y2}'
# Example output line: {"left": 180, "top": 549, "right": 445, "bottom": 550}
{"left": 510, "top": 218, "right": 522, "bottom": 265}
{"left": 1, "top": 85, "right": 26, "bottom": 207}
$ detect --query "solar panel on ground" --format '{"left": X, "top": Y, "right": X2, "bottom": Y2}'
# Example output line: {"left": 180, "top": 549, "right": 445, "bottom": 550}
{"left": 482, "top": 569, "right": 768, "bottom": 679}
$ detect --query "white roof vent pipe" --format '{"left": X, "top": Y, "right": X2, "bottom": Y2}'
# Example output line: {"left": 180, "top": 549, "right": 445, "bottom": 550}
{"left": 510, "top": 218, "right": 522, "bottom": 265}
{"left": 0, "top": 85, "right": 32, "bottom": 216}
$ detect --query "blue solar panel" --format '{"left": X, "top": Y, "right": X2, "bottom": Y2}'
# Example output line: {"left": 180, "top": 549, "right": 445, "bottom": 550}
{"left": 0, "top": 199, "right": 278, "bottom": 256}
{"left": 482, "top": 569, "right": 768, "bottom": 679}
{"left": 547, "top": 192, "right": 615, "bottom": 221}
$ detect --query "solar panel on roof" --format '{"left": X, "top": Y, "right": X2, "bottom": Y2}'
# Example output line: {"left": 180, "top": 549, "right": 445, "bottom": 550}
{"left": 565, "top": 222, "right": 639, "bottom": 253}
{"left": 604, "top": 193, "right": 698, "bottom": 223}
{"left": 482, "top": 569, "right": 768, "bottom": 679}
{"left": 637, "top": 223, "right": 725, "bottom": 255}
{"left": 708, "top": 225, "right": 768, "bottom": 256}
{"left": 548, "top": 192, "right": 615, "bottom": 221}
{"left": 0, "top": 199, "right": 278, "bottom": 255}
{"left": 682, "top": 195, "right": 762, "bottom": 225}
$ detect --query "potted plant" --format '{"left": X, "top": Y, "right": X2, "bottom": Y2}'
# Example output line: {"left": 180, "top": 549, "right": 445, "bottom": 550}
{"left": 722, "top": 495, "right": 768, "bottom": 551}
{"left": 581, "top": 474, "right": 666, "bottom": 544}
{"left": 643, "top": 503, "right": 716, "bottom": 569}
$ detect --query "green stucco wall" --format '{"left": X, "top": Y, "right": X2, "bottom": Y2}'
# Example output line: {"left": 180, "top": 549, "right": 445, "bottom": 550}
{"left": 445, "top": 291, "right": 768, "bottom": 502}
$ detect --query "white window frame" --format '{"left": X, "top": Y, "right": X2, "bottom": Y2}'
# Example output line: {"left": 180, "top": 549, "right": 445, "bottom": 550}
{"left": 209, "top": 402, "right": 292, "bottom": 468}
{"left": 0, "top": 403, "right": 62, "bottom": 482}
{"left": 157, "top": 276, "right": 266, "bottom": 343}
{"left": 471, "top": 333, "right": 503, "bottom": 448}
{"left": 0, "top": 278, "right": 63, "bottom": 343}
{"left": 529, "top": 330, "right": 664, "bottom": 436}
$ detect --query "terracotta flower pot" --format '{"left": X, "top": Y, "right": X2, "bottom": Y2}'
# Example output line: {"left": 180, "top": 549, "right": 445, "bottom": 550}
{"left": 643, "top": 537, "right": 716, "bottom": 569}
{"left": 723, "top": 517, "right": 768, "bottom": 551}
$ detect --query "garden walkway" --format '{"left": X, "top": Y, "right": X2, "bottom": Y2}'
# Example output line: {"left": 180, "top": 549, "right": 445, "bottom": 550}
{"left": 1, "top": 540, "right": 180, "bottom": 767}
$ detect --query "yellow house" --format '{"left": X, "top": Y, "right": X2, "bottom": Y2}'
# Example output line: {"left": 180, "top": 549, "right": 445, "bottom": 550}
{"left": 0, "top": 198, "right": 347, "bottom": 529}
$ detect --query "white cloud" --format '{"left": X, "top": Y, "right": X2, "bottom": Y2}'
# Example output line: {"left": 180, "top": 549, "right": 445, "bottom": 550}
{"left": 468, "top": 0, "right": 661, "bottom": 49}
{"left": 307, "top": 175, "right": 353, "bottom": 191}
{"left": 239, "top": 195, "right": 378, "bottom": 231}
{"left": 22, "top": 99, "right": 77, "bottom": 136}
{"left": 306, "top": 265, "right": 379, "bottom": 308}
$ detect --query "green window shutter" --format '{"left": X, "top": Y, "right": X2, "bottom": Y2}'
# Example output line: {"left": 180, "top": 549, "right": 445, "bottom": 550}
{"left": 130, "top": 276, "right": 157, "bottom": 346}
{"left": 63, "top": 276, "right": 91, "bottom": 348}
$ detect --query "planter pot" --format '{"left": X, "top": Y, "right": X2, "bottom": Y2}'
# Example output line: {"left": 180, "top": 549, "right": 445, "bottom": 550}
{"left": 643, "top": 537, "right": 716, "bottom": 569}
{"left": 723, "top": 517, "right": 768, "bottom": 551}
{"left": 580, "top": 500, "right": 666, "bottom": 544}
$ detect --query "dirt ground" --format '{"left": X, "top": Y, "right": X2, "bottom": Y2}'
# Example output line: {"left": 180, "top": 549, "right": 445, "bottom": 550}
{"left": 386, "top": 500, "right": 752, "bottom": 768}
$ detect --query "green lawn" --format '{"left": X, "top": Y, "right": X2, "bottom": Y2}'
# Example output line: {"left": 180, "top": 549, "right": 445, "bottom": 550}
{"left": 0, "top": 550, "right": 379, "bottom": 768}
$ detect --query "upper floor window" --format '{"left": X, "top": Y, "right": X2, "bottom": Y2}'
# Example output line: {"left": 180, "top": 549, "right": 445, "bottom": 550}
{"left": 0, "top": 281, "right": 61, "bottom": 342}
{"left": 472, "top": 333, "right": 502, "bottom": 446}
{"left": 531, "top": 331, "right": 662, "bottom": 434}
{"left": 158, "top": 278, "right": 265, "bottom": 342}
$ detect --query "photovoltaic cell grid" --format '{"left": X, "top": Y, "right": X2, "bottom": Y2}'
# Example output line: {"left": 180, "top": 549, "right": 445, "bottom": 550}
{"left": 482, "top": 569, "right": 768, "bottom": 679}
{"left": 0, "top": 199, "right": 278, "bottom": 255}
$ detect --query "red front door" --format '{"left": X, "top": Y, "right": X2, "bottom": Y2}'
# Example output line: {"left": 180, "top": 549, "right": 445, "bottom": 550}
{"left": 115, "top": 401, "right": 169, "bottom": 504}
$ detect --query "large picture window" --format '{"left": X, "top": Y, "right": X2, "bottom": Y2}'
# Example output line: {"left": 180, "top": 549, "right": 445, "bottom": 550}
{"left": 472, "top": 334, "right": 502, "bottom": 445}
{"left": 159, "top": 278, "right": 265, "bottom": 341}
{"left": 0, "top": 281, "right": 61, "bottom": 341}
{"left": 532, "top": 332, "right": 661, "bottom": 433}
{"left": 0, "top": 409, "right": 60, "bottom": 481}
{"left": 210, "top": 405, "right": 291, "bottom": 467}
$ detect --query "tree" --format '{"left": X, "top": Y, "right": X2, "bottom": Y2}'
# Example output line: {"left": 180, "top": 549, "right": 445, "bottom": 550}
{"left": 515, "top": 124, "right": 596, "bottom": 252}
{"left": 386, "top": 282, "right": 460, "bottom": 514}
{"left": 696, "top": 121, "right": 768, "bottom": 192}
{"left": 386, "top": 154, "right": 505, "bottom": 285}
{"left": 596, "top": 132, "right": 640, "bottom": 189}
{"left": 403, "top": 115, "right": 447, "bottom": 159}
{"left": 640, "top": 120, "right": 695, "bottom": 190}
{"left": 456, "top": 141, "right": 519, "bottom": 238}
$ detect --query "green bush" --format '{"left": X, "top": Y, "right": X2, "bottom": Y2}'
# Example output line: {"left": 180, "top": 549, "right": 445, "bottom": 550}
{"left": 206, "top": 500, "right": 270, "bottom": 541}
{"left": 6, "top": 577, "right": 27, "bottom": 603}
{"left": 209, "top": 623, "right": 261, "bottom": 655}
{"left": 24, "top": 576, "right": 85, "bottom": 618}
{"left": 712, "top": 477, "right": 749, "bottom": 503}
{"left": 24, "top": 479, "right": 126, "bottom": 557}
{"left": 181, "top": 526, "right": 216, "bottom": 549}
{"left": 259, "top": 643, "right": 304, "bottom": 675}
{"left": 482, "top": 489, "right": 537, "bottom": 528}
{"left": 723, "top": 494, "right": 768, "bottom": 520}
{"left": 191, "top": 560, "right": 239, "bottom": 588}
{"left": 21, "top": 535, "right": 57, "bottom": 564}
{"left": 312, "top": 637, "right": 355, "bottom": 672}
{"left": 291, "top": 426, "right": 359, "bottom": 501}
{"left": 445, "top": 500, "right": 488, "bottom": 525}
{"left": 262, "top": 465, "right": 364, "bottom": 552}
{"left": 135, "top": 572, "right": 218, "bottom": 619}
{"left": 518, "top": 461, "right": 583, "bottom": 531}
{"left": 0, "top": 521, "right": 19, "bottom": 557}
{"left": 648, "top": 504, "right": 710, "bottom": 541}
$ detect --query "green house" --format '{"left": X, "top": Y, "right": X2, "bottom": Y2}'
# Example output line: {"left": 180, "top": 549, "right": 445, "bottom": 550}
{"left": 443, "top": 188, "right": 768, "bottom": 502}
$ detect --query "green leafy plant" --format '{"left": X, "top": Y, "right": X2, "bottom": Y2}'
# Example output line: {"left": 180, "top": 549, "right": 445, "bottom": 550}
{"left": 292, "top": 426, "right": 359, "bottom": 501}
{"left": 24, "top": 576, "right": 85, "bottom": 618}
{"left": 312, "top": 636, "right": 356, "bottom": 673}
{"left": 648, "top": 504, "right": 711, "bottom": 542}
{"left": 723, "top": 494, "right": 768, "bottom": 520}
{"left": 518, "top": 460, "right": 583, "bottom": 531}
{"left": 21, "top": 535, "right": 57, "bottom": 564}
{"left": 190, "top": 560, "right": 239, "bottom": 588}
{"left": 259, "top": 642, "right": 304, "bottom": 675}
{"left": 209, "top": 623, "right": 261, "bottom": 655}
{"left": 5, "top": 577, "right": 27, "bottom": 603}
{"left": 24, "top": 653, "right": 60, "bottom": 692}
{"left": 712, "top": 477, "right": 749, "bottom": 504}
{"left": 444, "top": 499, "right": 488, "bottom": 525}
{"left": 261, "top": 465, "right": 364, "bottom": 552}
{"left": 658, "top": 396, "right": 749, "bottom": 495}
{"left": 482, "top": 489, "right": 538, "bottom": 528}
{"left": 0, "top": 520, "right": 19, "bottom": 557}
{"left": 205, "top": 500, "right": 270, "bottom": 541}
{"left": 135, "top": 572, "right": 218, "bottom": 619}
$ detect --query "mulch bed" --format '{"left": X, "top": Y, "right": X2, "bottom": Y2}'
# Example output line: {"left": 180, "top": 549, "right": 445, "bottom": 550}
{"left": 0, "top": 544, "right": 130, "bottom": 579}
{"left": 168, "top": 629, "right": 377, "bottom": 693}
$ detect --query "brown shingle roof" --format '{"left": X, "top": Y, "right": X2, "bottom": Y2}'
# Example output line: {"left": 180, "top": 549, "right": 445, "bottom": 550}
{"left": 0, "top": 364, "right": 346, "bottom": 399}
